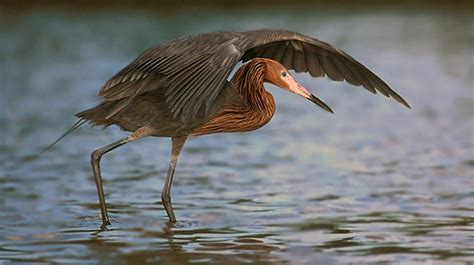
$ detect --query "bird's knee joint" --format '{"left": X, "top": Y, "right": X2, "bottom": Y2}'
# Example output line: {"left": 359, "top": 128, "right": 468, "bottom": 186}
{"left": 161, "top": 194, "right": 171, "bottom": 204}
{"left": 91, "top": 150, "right": 103, "bottom": 162}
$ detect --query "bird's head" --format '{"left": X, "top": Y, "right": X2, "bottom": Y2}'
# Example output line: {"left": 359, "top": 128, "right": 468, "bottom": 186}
{"left": 263, "top": 59, "right": 333, "bottom": 113}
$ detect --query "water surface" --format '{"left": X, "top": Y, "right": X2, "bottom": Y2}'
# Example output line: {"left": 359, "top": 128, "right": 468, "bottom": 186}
{"left": 1, "top": 5, "right": 473, "bottom": 264}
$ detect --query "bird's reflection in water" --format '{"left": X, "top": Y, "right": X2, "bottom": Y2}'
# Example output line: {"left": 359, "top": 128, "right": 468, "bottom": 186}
{"left": 81, "top": 219, "right": 283, "bottom": 264}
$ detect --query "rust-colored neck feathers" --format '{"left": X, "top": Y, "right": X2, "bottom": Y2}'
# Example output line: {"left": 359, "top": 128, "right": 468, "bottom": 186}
{"left": 232, "top": 59, "right": 272, "bottom": 110}
{"left": 192, "top": 58, "right": 277, "bottom": 136}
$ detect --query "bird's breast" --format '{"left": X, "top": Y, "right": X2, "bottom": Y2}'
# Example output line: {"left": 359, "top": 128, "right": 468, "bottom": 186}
{"left": 191, "top": 100, "right": 276, "bottom": 136}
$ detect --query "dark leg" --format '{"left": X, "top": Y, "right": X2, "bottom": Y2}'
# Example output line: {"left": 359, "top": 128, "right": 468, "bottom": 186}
{"left": 91, "top": 127, "right": 152, "bottom": 230}
{"left": 161, "top": 136, "right": 187, "bottom": 223}
{"left": 91, "top": 137, "right": 132, "bottom": 229}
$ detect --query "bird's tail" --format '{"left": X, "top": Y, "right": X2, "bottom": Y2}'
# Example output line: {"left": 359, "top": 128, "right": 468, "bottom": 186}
{"left": 38, "top": 118, "right": 88, "bottom": 156}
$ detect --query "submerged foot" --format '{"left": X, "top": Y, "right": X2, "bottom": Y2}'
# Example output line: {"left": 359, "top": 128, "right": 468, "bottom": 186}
{"left": 100, "top": 220, "right": 111, "bottom": 231}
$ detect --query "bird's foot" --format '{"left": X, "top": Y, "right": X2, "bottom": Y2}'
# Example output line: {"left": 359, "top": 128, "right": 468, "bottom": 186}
{"left": 100, "top": 220, "right": 111, "bottom": 231}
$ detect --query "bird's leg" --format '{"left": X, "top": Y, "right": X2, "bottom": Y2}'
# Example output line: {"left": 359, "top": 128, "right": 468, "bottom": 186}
{"left": 91, "top": 137, "right": 131, "bottom": 229}
{"left": 161, "top": 135, "right": 187, "bottom": 223}
{"left": 91, "top": 128, "right": 151, "bottom": 230}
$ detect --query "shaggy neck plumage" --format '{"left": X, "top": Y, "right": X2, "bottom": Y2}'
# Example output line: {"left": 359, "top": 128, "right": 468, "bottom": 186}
{"left": 190, "top": 59, "right": 276, "bottom": 136}
{"left": 231, "top": 60, "right": 272, "bottom": 111}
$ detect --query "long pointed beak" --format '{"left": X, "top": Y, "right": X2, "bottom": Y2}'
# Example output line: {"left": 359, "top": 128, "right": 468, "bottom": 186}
{"left": 289, "top": 81, "right": 334, "bottom": 113}
{"left": 307, "top": 94, "right": 334, "bottom": 113}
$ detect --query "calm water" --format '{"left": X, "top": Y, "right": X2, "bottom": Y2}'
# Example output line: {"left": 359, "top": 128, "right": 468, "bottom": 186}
{"left": 1, "top": 5, "right": 473, "bottom": 265}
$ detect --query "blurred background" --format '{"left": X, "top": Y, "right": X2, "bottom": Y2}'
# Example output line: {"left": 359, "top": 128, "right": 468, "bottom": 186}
{"left": 1, "top": 1, "right": 473, "bottom": 264}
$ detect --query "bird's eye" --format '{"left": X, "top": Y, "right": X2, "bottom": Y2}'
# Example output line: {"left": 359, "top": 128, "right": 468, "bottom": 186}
{"left": 281, "top": 72, "right": 287, "bottom": 78}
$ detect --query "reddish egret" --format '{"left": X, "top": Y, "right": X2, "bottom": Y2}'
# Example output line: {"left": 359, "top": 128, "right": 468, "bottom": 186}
{"left": 46, "top": 29, "right": 410, "bottom": 229}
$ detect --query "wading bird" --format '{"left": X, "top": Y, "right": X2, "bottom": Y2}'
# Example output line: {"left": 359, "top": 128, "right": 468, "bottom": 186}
{"left": 46, "top": 29, "right": 410, "bottom": 229}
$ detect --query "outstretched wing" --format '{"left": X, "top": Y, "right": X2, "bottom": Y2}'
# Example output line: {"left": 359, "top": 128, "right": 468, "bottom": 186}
{"left": 99, "top": 32, "right": 251, "bottom": 121}
{"left": 99, "top": 29, "right": 409, "bottom": 123}
{"left": 241, "top": 29, "right": 410, "bottom": 108}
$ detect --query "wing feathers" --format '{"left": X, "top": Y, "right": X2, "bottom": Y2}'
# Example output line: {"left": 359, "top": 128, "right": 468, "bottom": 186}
{"left": 318, "top": 53, "right": 344, "bottom": 81}
{"left": 168, "top": 59, "right": 211, "bottom": 113}
{"left": 272, "top": 44, "right": 287, "bottom": 62}
{"left": 293, "top": 50, "right": 307, "bottom": 73}
{"left": 243, "top": 30, "right": 408, "bottom": 108}
{"left": 330, "top": 55, "right": 360, "bottom": 86}
{"left": 98, "top": 29, "right": 409, "bottom": 122}
{"left": 304, "top": 45, "right": 324, "bottom": 77}
{"left": 261, "top": 44, "right": 277, "bottom": 58}
{"left": 281, "top": 44, "right": 294, "bottom": 69}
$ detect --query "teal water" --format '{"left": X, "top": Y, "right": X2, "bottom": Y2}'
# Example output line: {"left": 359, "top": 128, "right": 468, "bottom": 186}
{"left": 1, "top": 5, "right": 473, "bottom": 264}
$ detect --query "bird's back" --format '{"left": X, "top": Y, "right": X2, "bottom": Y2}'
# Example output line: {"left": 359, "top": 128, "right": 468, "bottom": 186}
{"left": 77, "top": 78, "right": 241, "bottom": 136}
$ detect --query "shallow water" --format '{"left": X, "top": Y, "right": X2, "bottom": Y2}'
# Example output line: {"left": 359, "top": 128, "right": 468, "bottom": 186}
{"left": 1, "top": 4, "right": 473, "bottom": 265}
